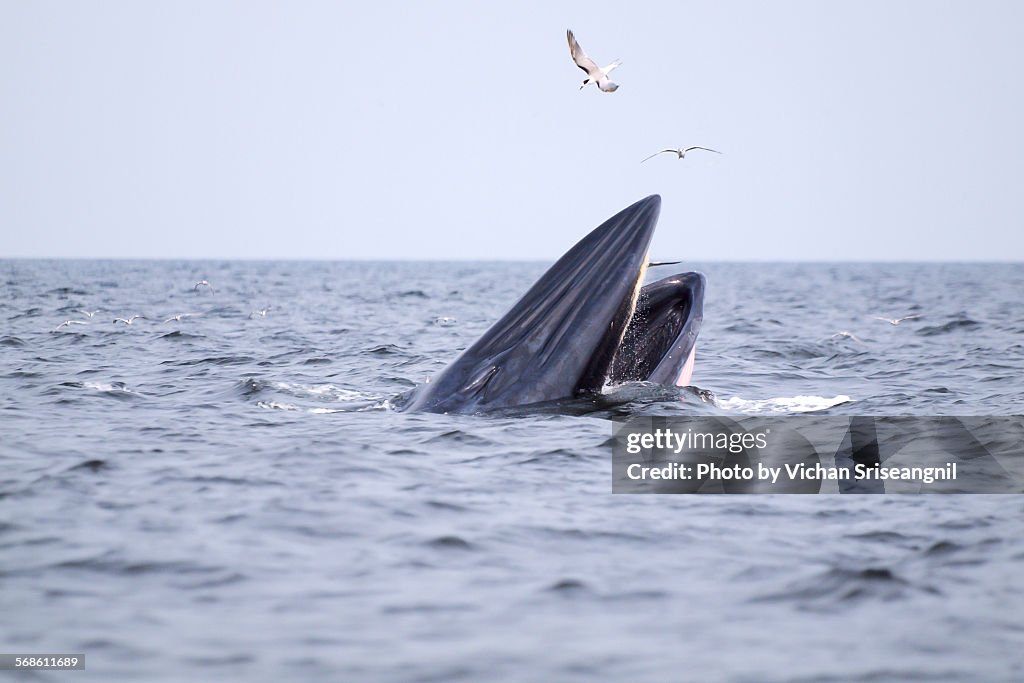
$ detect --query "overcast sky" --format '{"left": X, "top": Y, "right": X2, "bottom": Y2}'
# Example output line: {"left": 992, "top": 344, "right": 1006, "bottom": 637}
{"left": 2, "top": 1, "right": 1022, "bottom": 261}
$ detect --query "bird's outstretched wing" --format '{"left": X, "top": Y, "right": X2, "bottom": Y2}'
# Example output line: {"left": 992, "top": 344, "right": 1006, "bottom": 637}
{"left": 567, "top": 30, "right": 600, "bottom": 75}
{"left": 641, "top": 149, "right": 678, "bottom": 163}
{"left": 684, "top": 146, "right": 722, "bottom": 155}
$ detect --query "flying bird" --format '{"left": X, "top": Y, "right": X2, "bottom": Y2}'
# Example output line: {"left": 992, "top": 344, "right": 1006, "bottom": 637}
{"left": 163, "top": 313, "right": 197, "bottom": 323}
{"left": 113, "top": 315, "right": 147, "bottom": 325}
{"left": 872, "top": 314, "right": 921, "bottom": 326}
{"left": 194, "top": 280, "right": 215, "bottom": 294}
{"left": 832, "top": 331, "right": 865, "bottom": 343}
{"left": 641, "top": 147, "right": 722, "bottom": 163}
{"left": 249, "top": 308, "right": 270, "bottom": 319}
{"left": 567, "top": 30, "right": 620, "bottom": 93}
{"left": 53, "top": 320, "right": 89, "bottom": 332}
{"left": 79, "top": 309, "right": 100, "bottom": 319}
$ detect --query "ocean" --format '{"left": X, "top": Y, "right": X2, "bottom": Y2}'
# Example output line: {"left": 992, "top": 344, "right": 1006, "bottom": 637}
{"left": 2, "top": 259, "right": 1023, "bottom": 681}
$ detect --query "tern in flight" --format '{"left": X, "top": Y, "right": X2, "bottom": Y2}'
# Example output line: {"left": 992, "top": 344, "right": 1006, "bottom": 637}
{"left": 53, "top": 320, "right": 89, "bottom": 332}
{"left": 872, "top": 314, "right": 921, "bottom": 326}
{"left": 641, "top": 146, "right": 722, "bottom": 163}
{"left": 113, "top": 315, "right": 147, "bottom": 325}
{"left": 79, "top": 309, "right": 100, "bottom": 319}
{"left": 194, "top": 280, "right": 215, "bottom": 294}
{"left": 832, "top": 331, "right": 865, "bottom": 343}
{"left": 567, "top": 30, "right": 620, "bottom": 92}
{"left": 163, "top": 313, "right": 197, "bottom": 323}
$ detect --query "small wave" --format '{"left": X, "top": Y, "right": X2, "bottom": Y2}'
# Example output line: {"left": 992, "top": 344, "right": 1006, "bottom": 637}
{"left": 720, "top": 394, "right": 851, "bottom": 414}
{"left": 425, "top": 535, "right": 474, "bottom": 550}
{"left": 0, "top": 336, "right": 27, "bottom": 347}
{"left": 752, "top": 565, "right": 937, "bottom": 608}
{"left": 546, "top": 578, "right": 590, "bottom": 593}
{"left": 67, "top": 459, "right": 109, "bottom": 473}
{"left": 916, "top": 318, "right": 981, "bottom": 336}
{"left": 162, "top": 356, "right": 255, "bottom": 367}
{"left": 365, "top": 344, "right": 405, "bottom": 356}
{"left": 158, "top": 331, "right": 205, "bottom": 340}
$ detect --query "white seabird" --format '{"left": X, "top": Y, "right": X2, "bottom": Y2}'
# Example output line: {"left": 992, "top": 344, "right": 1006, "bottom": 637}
{"left": 53, "top": 320, "right": 89, "bottom": 332}
{"left": 832, "top": 331, "right": 865, "bottom": 343}
{"left": 163, "top": 313, "right": 198, "bottom": 323}
{"left": 641, "top": 146, "right": 722, "bottom": 163}
{"left": 113, "top": 315, "right": 147, "bottom": 325}
{"left": 567, "top": 29, "right": 620, "bottom": 93}
{"left": 194, "top": 280, "right": 215, "bottom": 294}
{"left": 871, "top": 314, "right": 921, "bottom": 326}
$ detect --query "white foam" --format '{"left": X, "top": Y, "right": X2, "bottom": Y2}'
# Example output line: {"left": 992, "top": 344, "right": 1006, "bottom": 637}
{"left": 257, "top": 400, "right": 300, "bottom": 411}
{"left": 271, "top": 382, "right": 370, "bottom": 401}
{"left": 720, "top": 394, "right": 851, "bottom": 415}
{"left": 83, "top": 381, "right": 135, "bottom": 394}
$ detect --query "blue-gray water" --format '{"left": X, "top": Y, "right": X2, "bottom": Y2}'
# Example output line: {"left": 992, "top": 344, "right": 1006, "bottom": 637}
{"left": 2, "top": 260, "right": 1023, "bottom": 682}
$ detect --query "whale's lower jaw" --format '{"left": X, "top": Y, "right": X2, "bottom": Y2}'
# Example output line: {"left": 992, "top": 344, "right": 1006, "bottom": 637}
{"left": 400, "top": 195, "right": 705, "bottom": 414}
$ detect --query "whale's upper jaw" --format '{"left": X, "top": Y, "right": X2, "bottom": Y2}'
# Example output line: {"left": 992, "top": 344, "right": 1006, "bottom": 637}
{"left": 400, "top": 195, "right": 704, "bottom": 414}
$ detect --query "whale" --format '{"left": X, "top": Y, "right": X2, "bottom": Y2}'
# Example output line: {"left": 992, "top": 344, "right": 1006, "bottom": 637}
{"left": 401, "top": 195, "right": 705, "bottom": 414}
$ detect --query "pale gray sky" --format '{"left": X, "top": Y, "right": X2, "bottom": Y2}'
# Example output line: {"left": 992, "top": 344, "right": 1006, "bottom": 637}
{"left": 2, "top": 1, "right": 1023, "bottom": 261}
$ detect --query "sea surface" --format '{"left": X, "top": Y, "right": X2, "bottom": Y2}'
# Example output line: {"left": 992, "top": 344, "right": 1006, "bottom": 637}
{"left": 2, "top": 260, "right": 1023, "bottom": 682}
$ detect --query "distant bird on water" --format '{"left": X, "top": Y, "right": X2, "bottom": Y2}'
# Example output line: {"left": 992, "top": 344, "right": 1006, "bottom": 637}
{"left": 113, "top": 315, "right": 146, "bottom": 325}
{"left": 249, "top": 308, "right": 270, "bottom": 319}
{"left": 567, "top": 29, "right": 620, "bottom": 93}
{"left": 872, "top": 314, "right": 921, "bottom": 326}
{"left": 641, "top": 146, "right": 722, "bottom": 163}
{"left": 194, "top": 280, "right": 215, "bottom": 294}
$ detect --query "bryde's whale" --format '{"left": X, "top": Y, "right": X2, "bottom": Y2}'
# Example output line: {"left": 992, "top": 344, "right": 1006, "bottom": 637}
{"left": 402, "top": 195, "right": 705, "bottom": 414}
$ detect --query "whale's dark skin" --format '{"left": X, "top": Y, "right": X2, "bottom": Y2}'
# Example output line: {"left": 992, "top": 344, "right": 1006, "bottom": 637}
{"left": 401, "top": 195, "right": 705, "bottom": 414}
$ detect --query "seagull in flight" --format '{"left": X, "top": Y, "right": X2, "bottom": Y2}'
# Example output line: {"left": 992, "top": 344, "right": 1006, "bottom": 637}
{"left": 53, "top": 320, "right": 89, "bottom": 332}
{"left": 194, "top": 280, "right": 215, "bottom": 294}
{"left": 163, "top": 313, "right": 198, "bottom": 323}
{"left": 872, "top": 314, "right": 921, "bottom": 326}
{"left": 642, "top": 146, "right": 722, "bottom": 163}
{"left": 567, "top": 30, "right": 620, "bottom": 93}
{"left": 113, "top": 315, "right": 147, "bottom": 325}
{"left": 79, "top": 309, "right": 100, "bottom": 319}
{"left": 832, "top": 331, "right": 865, "bottom": 343}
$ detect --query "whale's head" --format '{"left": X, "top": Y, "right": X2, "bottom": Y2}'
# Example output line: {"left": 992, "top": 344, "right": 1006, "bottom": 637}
{"left": 401, "top": 195, "right": 705, "bottom": 414}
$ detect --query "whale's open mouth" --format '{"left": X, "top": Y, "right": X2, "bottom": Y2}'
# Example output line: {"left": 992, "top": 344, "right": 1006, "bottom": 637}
{"left": 402, "top": 195, "right": 706, "bottom": 414}
{"left": 608, "top": 271, "right": 705, "bottom": 388}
